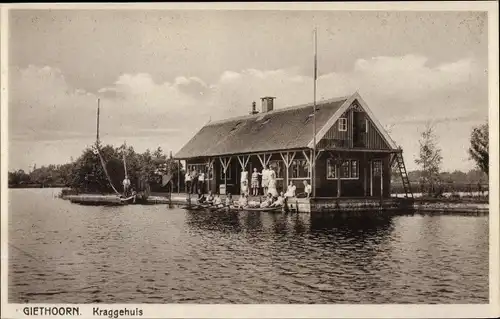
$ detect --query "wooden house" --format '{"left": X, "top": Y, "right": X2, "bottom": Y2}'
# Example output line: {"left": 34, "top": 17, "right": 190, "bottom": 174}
{"left": 174, "top": 92, "right": 412, "bottom": 200}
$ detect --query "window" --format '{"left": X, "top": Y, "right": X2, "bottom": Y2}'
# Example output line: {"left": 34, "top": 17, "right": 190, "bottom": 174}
{"left": 220, "top": 163, "right": 232, "bottom": 180}
{"left": 269, "top": 160, "right": 285, "bottom": 179}
{"left": 340, "top": 160, "right": 349, "bottom": 178}
{"left": 188, "top": 163, "right": 213, "bottom": 180}
{"left": 351, "top": 160, "right": 359, "bottom": 178}
{"left": 339, "top": 118, "right": 348, "bottom": 132}
{"left": 372, "top": 160, "right": 382, "bottom": 177}
{"left": 326, "top": 159, "right": 359, "bottom": 180}
{"left": 326, "top": 160, "right": 337, "bottom": 179}
{"left": 291, "top": 159, "right": 310, "bottom": 179}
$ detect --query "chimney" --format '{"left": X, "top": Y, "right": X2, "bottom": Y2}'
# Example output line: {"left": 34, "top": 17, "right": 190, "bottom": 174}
{"left": 260, "top": 96, "right": 276, "bottom": 113}
{"left": 249, "top": 101, "right": 259, "bottom": 115}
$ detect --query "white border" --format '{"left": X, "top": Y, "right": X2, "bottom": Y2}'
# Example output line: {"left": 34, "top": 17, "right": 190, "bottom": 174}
{"left": 1, "top": 2, "right": 499, "bottom": 319}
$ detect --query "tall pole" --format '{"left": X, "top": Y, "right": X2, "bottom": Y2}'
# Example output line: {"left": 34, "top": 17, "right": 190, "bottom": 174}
{"left": 312, "top": 28, "right": 317, "bottom": 198}
{"left": 96, "top": 98, "right": 100, "bottom": 144}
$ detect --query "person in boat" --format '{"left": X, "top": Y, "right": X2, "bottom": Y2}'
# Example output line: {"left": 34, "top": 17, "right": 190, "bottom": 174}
{"left": 285, "top": 181, "right": 296, "bottom": 198}
{"left": 130, "top": 187, "right": 137, "bottom": 204}
{"left": 197, "top": 193, "right": 207, "bottom": 205}
{"left": 261, "top": 165, "right": 269, "bottom": 195}
{"left": 251, "top": 168, "right": 261, "bottom": 196}
{"left": 206, "top": 191, "right": 214, "bottom": 205}
{"left": 235, "top": 193, "right": 249, "bottom": 209}
{"left": 260, "top": 193, "right": 273, "bottom": 208}
{"left": 213, "top": 194, "right": 223, "bottom": 208}
{"left": 185, "top": 171, "right": 192, "bottom": 194}
{"left": 122, "top": 175, "right": 131, "bottom": 196}
{"left": 303, "top": 180, "right": 312, "bottom": 198}
{"left": 271, "top": 192, "right": 285, "bottom": 207}
{"left": 225, "top": 193, "right": 233, "bottom": 207}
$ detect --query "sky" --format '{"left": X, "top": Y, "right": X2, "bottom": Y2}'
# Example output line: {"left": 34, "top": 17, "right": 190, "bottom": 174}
{"left": 7, "top": 9, "right": 489, "bottom": 172}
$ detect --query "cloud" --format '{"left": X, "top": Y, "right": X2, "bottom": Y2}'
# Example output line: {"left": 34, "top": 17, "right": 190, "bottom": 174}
{"left": 9, "top": 54, "right": 487, "bottom": 171}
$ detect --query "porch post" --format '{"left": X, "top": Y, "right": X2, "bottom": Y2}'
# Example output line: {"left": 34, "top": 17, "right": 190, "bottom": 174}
{"left": 363, "top": 153, "right": 367, "bottom": 197}
{"left": 177, "top": 159, "right": 181, "bottom": 194}
{"left": 380, "top": 157, "right": 384, "bottom": 205}
{"left": 337, "top": 153, "right": 341, "bottom": 198}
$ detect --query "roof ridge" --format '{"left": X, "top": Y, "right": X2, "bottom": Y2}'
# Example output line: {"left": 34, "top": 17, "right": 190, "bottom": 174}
{"left": 206, "top": 94, "right": 353, "bottom": 126}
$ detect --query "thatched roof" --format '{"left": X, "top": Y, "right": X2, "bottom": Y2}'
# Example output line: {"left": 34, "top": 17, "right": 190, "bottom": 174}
{"left": 174, "top": 96, "right": 349, "bottom": 159}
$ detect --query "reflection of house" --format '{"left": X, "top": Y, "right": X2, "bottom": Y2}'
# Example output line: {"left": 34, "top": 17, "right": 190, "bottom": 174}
{"left": 174, "top": 92, "right": 412, "bottom": 199}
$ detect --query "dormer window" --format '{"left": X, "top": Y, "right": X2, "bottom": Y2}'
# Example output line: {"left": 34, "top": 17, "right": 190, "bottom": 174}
{"left": 339, "top": 118, "right": 348, "bottom": 132}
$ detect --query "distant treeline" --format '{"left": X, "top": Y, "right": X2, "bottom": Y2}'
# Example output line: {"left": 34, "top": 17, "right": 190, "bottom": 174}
{"left": 391, "top": 169, "right": 488, "bottom": 195}
{"left": 8, "top": 144, "right": 183, "bottom": 194}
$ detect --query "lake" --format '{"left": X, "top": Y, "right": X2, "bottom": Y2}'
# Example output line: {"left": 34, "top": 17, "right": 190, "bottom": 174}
{"left": 8, "top": 188, "right": 489, "bottom": 304}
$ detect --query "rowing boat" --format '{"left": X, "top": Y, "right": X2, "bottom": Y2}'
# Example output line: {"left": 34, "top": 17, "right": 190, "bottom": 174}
{"left": 182, "top": 204, "right": 282, "bottom": 212}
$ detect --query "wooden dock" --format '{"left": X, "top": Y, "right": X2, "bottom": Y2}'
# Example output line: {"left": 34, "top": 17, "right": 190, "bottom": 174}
{"left": 62, "top": 192, "right": 487, "bottom": 215}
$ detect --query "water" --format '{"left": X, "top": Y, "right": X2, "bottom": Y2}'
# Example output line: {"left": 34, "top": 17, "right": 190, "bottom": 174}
{"left": 8, "top": 188, "right": 489, "bottom": 304}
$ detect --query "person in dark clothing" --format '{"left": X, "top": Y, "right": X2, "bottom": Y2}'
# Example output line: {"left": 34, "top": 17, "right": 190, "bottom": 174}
{"left": 190, "top": 168, "right": 199, "bottom": 194}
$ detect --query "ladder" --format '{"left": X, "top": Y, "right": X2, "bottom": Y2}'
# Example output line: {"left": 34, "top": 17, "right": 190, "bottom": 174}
{"left": 393, "top": 150, "right": 413, "bottom": 198}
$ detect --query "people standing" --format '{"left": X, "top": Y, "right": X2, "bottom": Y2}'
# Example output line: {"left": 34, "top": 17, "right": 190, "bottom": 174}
{"left": 199, "top": 170, "right": 205, "bottom": 194}
{"left": 268, "top": 166, "right": 278, "bottom": 197}
{"left": 240, "top": 167, "right": 249, "bottom": 196}
{"left": 122, "top": 175, "right": 131, "bottom": 196}
{"left": 185, "top": 170, "right": 192, "bottom": 194}
{"left": 190, "top": 168, "right": 199, "bottom": 194}
{"left": 261, "top": 165, "right": 269, "bottom": 195}
{"left": 251, "top": 168, "right": 261, "bottom": 196}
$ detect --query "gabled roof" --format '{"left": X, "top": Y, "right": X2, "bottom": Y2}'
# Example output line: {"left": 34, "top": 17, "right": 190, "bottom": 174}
{"left": 174, "top": 92, "right": 396, "bottom": 159}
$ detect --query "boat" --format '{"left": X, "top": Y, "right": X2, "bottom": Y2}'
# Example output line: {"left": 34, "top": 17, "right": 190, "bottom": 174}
{"left": 182, "top": 203, "right": 283, "bottom": 212}
{"left": 63, "top": 99, "right": 152, "bottom": 206}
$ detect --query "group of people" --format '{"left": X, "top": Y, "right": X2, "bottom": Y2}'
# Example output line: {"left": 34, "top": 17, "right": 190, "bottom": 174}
{"left": 243, "top": 166, "right": 312, "bottom": 199}
{"left": 185, "top": 164, "right": 313, "bottom": 199}
{"left": 185, "top": 168, "right": 206, "bottom": 195}
{"left": 197, "top": 191, "right": 227, "bottom": 208}
{"left": 242, "top": 165, "right": 279, "bottom": 197}
{"left": 196, "top": 191, "right": 287, "bottom": 210}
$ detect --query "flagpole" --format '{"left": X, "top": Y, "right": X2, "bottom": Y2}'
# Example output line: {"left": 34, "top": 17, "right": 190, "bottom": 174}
{"left": 312, "top": 28, "right": 317, "bottom": 198}
{"left": 96, "top": 98, "right": 100, "bottom": 145}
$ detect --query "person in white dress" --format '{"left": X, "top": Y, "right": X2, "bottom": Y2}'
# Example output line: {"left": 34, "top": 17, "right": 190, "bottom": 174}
{"left": 261, "top": 166, "right": 269, "bottom": 195}
{"left": 185, "top": 171, "right": 192, "bottom": 193}
{"left": 267, "top": 167, "right": 278, "bottom": 197}
{"left": 240, "top": 168, "right": 249, "bottom": 195}
{"left": 285, "top": 181, "right": 296, "bottom": 198}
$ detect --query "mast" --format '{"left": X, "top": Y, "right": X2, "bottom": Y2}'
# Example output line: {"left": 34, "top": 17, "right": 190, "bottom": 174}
{"left": 312, "top": 28, "right": 317, "bottom": 198}
{"left": 96, "top": 98, "right": 100, "bottom": 145}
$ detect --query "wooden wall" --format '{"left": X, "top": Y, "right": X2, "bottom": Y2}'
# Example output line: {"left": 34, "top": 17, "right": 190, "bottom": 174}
{"left": 317, "top": 102, "right": 391, "bottom": 150}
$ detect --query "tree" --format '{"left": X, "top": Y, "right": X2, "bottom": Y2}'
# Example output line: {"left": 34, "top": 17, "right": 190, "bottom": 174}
{"left": 469, "top": 123, "right": 488, "bottom": 175}
{"left": 415, "top": 123, "right": 443, "bottom": 196}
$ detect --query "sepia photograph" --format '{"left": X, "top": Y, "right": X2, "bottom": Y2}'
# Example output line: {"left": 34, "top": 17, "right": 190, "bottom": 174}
{"left": 1, "top": 2, "right": 499, "bottom": 318}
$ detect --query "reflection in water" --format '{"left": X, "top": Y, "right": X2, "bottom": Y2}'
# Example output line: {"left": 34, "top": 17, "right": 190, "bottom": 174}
{"left": 185, "top": 210, "right": 242, "bottom": 233}
{"left": 9, "top": 189, "right": 489, "bottom": 304}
